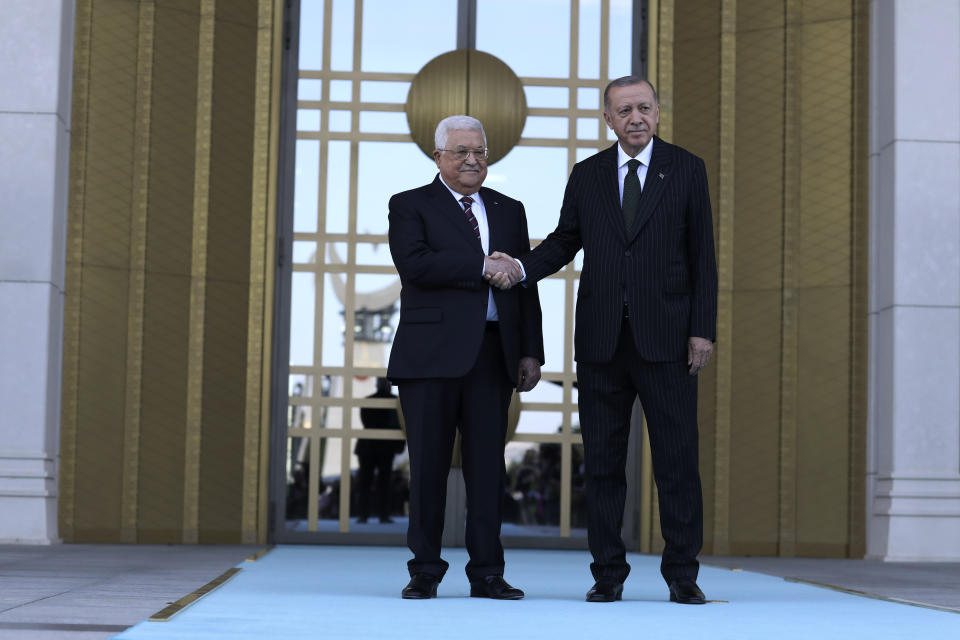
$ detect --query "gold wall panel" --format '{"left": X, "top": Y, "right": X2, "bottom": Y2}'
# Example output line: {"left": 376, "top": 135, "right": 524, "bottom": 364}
{"left": 728, "top": 291, "right": 782, "bottom": 555}
{"left": 182, "top": 0, "right": 215, "bottom": 546}
{"left": 657, "top": 0, "right": 869, "bottom": 557}
{"left": 121, "top": 0, "right": 156, "bottom": 543}
{"left": 248, "top": 0, "right": 283, "bottom": 545}
{"left": 71, "top": 0, "right": 140, "bottom": 543}
{"left": 197, "top": 0, "right": 259, "bottom": 544}
{"left": 198, "top": 282, "right": 249, "bottom": 543}
{"left": 136, "top": 0, "right": 202, "bottom": 543}
{"left": 732, "top": 28, "right": 784, "bottom": 292}
{"left": 792, "top": 10, "right": 857, "bottom": 557}
{"left": 796, "top": 287, "right": 851, "bottom": 551}
{"left": 712, "top": 0, "right": 737, "bottom": 557}
{"left": 139, "top": 275, "right": 191, "bottom": 542}
{"left": 737, "top": 0, "right": 784, "bottom": 31}
{"left": 672, "top": 0, "right": 721, "bottom": 554}
{"left": 74, "top": 267, "right": 130, "bottom": 541}
{"left": 59, "top": 0, "right": 92, "bottom": 542}
{"left": 61, "top": 0, "right": 282, "bottom": 544}
{"left": 729, "top": 18, "right": 784, "bottom": 556}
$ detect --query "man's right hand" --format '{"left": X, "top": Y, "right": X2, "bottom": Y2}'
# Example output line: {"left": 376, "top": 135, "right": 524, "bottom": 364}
{"left": 484, "top": 251, "right": 522, "bottom": 289}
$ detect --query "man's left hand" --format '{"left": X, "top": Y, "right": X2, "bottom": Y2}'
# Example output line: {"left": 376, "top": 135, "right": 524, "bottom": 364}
{"left": 517, "top": 356, "right": 541, "bottom": 392}
{"left": 688, "top": 337, "right": 714, "bottom": 375}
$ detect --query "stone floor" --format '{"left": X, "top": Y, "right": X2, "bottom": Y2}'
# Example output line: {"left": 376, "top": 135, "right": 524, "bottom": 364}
{"left": 0, "top": 544, "right": 257, "bottom": 639}
{"left": 0, "top": 545, "right": 957, "bottom": 638}
{"left": 702, "top": 555, "right": 960, "bottom": 611}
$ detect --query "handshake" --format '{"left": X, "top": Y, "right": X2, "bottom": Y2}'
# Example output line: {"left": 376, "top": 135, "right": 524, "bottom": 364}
{"left": 483, "top": 251, "right": 523, "bottom": 290}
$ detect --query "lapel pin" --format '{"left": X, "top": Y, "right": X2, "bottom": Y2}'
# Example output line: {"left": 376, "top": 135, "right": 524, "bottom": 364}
{"left": 658, "top": 172, "right": 665, "bottom": 179}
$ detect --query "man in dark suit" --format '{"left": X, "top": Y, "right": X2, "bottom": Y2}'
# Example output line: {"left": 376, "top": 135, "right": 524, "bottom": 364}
{"left": 354, "top": 377, "right": 404, "bottom": 524}
{"left": 387, "top": 115, "right": 545, "bottom": 600}
{"left": 493, "top": 76, "right": 717, "bottom": 604}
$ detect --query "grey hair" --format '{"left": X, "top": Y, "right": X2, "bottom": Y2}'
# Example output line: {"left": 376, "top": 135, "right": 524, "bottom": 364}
{"left": 603, "top": 75, "right": 659, "bottom": 111}
{"left": 434, "top": 115, "right": 487, "bottom": 151}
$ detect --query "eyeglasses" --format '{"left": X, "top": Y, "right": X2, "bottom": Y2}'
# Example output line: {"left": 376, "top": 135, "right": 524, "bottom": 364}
{"left": 439, "top": 147, "right": 488, "bottom": 162}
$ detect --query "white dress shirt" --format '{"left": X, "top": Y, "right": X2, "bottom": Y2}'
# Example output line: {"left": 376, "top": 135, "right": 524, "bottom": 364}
{"left": 617, "top": 137, "right": 654, "bottom": 203}
{"left": 439, "top": 177, "right": 499, "bottom": 321}
{"left": 515, "top": 141, "right": 654, "bottom": 284}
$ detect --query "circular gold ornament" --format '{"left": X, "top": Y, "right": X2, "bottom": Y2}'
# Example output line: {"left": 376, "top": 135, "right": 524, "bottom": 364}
{"left": 405, "top": 50, "right": 527, "bottom": 165}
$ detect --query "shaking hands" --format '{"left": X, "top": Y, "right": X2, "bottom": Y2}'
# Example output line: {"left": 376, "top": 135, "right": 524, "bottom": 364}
{"left": 484, "top": 251, "right": 522, "bottom": 290}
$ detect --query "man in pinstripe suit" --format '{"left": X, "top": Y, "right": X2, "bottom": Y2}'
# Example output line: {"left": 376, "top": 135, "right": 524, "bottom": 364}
{"left": 494, "top": 76, "right": 717, "bottom": 603}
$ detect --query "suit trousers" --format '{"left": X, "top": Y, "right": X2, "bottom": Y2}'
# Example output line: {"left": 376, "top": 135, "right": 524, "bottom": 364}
{"left": 398, "top": 325, "right": 513, "bottom": 581}
{"left": 576, "top": 317, "right": 703, "bottom": 585}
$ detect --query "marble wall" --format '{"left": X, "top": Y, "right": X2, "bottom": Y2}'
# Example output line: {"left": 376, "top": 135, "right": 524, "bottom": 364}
{"left": 0, "top": 0, "right": 74, "bottom": 543}
{"left": 868, "top": 0, "right": 960, "bottom": 560}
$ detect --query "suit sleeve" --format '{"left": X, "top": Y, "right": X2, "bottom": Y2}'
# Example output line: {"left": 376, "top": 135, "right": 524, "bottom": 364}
{"left": 517, "top": 201, "right": 545, "bottom": 364}
{"left": 520, "top": 164, "right": 585, "bottom": 283}
{"left": 388, "top": 193, "right": 484, "bottom": 290}
{"left": 686, "top": 157, "right": 718, "bottom": 341}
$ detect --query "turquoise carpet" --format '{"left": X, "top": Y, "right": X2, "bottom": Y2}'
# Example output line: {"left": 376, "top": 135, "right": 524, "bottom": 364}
{"left": 116, "top": 546, "right": 960, "bottom": 639}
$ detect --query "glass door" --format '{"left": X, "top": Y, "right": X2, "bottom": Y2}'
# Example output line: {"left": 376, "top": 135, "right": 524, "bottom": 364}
{"left": 275, "top": 0, "right": 635, "bottom": 546}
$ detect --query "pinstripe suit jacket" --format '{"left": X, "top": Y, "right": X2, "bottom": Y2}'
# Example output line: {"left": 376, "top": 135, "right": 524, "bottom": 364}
{"left": 522, "top": 138, "right": 717, "bottom": 364}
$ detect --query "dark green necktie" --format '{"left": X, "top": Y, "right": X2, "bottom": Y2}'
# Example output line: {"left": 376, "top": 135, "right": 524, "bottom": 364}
{"left": 622, "top": 158, "right": 642, "bottom": 231}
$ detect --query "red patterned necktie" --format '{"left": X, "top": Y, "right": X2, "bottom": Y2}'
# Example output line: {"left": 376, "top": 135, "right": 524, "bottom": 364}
{"left": 460, "top": 196, "right": 481, "bottom": 242}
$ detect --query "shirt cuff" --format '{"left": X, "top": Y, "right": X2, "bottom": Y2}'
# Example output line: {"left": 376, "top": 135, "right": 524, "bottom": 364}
{"left": 515, "top": 259, "right": 527, "bottom": 282}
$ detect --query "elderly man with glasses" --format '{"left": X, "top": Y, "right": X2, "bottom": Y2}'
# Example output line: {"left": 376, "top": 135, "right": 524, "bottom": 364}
{"left": 387, "top": 115, "right": 544, "bottom": 600}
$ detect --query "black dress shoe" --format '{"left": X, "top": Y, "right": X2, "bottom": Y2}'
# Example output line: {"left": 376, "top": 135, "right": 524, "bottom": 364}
{"left": 402, "top": 573, "right": 440, "bottom": 599}
{"left": 669, "top": 578, "right": 706, "bottom": 604}
{"left": 469, "top": 575, "right": 524, "bottom": 600}
{"left": 586, "top": 581, "right": 623, "bottom": 602}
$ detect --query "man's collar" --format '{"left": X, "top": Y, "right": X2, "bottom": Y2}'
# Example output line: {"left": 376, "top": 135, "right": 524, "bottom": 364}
{"left": 617, "top": 138, "right": 654, "bottom": 168}
{"left": 438, "top": 174, "right": 482, "bottom": 203}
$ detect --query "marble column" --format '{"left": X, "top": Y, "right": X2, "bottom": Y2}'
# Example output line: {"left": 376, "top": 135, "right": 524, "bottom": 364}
{"left": 867, "top": 0, "right": 960, "bottom": 560}
{"left": 0, "top": 0, "right": 74, "bottom": 543}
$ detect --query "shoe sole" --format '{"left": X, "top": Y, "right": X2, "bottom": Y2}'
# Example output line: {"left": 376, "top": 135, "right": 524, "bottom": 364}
{"left": 469, "top": 590, "right": 524, "bottom": 600}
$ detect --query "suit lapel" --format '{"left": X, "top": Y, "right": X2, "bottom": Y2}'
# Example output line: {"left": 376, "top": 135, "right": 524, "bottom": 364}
{"left": 627, "top": 136, "right": 673, "bottom": 243}
{"left": 479, "top": 187, "right": 502, "bottom": 255}
{"left": 597, "top": 144, "right": 627, "bottom": 244}
{"left": 428, "top": 175, "right": 484, "bottom": 254}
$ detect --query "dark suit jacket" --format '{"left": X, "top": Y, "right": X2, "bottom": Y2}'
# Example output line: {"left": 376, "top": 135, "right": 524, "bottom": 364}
{"left": 387, "top": 175, "right": 544, "bottom": 383}
{"left": 522, "top": 138, "right": 717, "bottom": 363}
